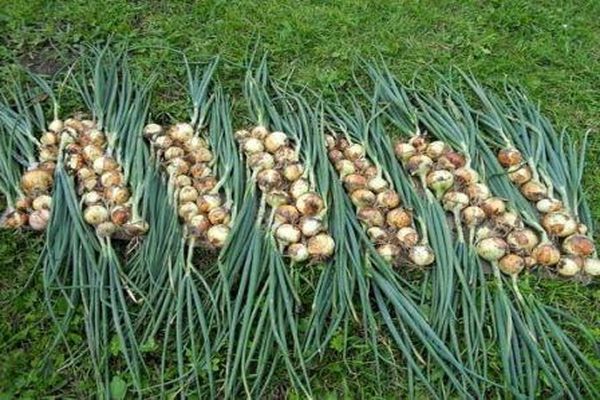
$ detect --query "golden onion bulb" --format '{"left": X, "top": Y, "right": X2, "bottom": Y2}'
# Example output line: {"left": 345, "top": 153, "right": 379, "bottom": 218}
{"left": 274, "top": 147, "right": 298, "bottom": 165}
{"left": 350, "top": 189, "right": 376, "bottom": 208}
{"left": 296, "top": 192, "right": 325, "bottom": 216}
{"left": 32, "top": 195, "right": 52, "bottom": 211}
{"left": 376, "top": 189, "right": 401, "bottom": 209}
{"left": 462, "top": 206, "right": 486, "bottom": 227}
{"left": 335, "top": 159, "right": 356, "bottom": 177}
{"left": 466, "top": 183, "right": 491, "bottom": 204}
{"left": 408, "top": 135, "right": 428, "bottom": 152}
{"left": 264, "top": 131, "right": 288, "bottom": 153}
{"left": 29, "top": 209, "right": 50, "bottom": 231}
{"left": 476, "top": 237, "right": 508, "bottom": 262}
{"left": 266, "top": 190, "right": 290, "bottom": 208}
{"left": 367, "top": 176, "right": 388, "bottom": 193}
{"left": 21, "top": 169, "right": 53, "bottom": 196}
{"left": 110, "top": 206, "right": 131, "bottom": 225}
{"left": 406, "top": 155, "right": 433, "bottom": 177}
{"left": 197, "top": 194, "right": 221, "bottom": 213}
{"left": 442, "top": 191, "right": 469, "bottom": 212}
{"left": 454, "top": 167, "right": 480, "bottom": 185}
{"left": 307, "top": 233, "right": 335, "bottom": 258}
{"left": 96, "top": 221, "right": 117, "bottom": 238}
{"left": 248, "top": 152, "right": 275, "bottom": 171}
{"left": 154, "top": 135, "right": 173, "bottom": 149}
{"left": 169, "top": 123, "right": 194, "bottom": 142}
{"left": 425, "top": 141, "right": 446, "bottom": 159}
{"left": 532, "top": 243, "right": 561, "bottom": 266}
{"left": 106, "top": 186, "right": 130, "bottom": 205}
{"left": 275, "top": 223, "right": 302, "bottom": 244}
{"left": 82, "top": 144, "right": 103, "bottom": 162}
{"left": 300, "top": 217, "right": 323, "bottom": 237}
{"left": 93, "top": 156, "right": 118, "bottom": 175}
{"left": 179, "top": 186, "right": 199, "bottom": 203}
{"left": 143, "top": 123, "right": 163, "bottom": 139}
{"left": 377, "top": 243, "right": 400, "bottom": 262}
{"left": 208, "top": 207, "right": 230, "bottom": 225}
{"left": 497, "top": 148, "right": 523, "bottom": 167}
{"left": 481, "top": 197, "right": 506, "bottom": 217}
{"left": 557, "top": 256, "right": 582, "bottom": 277}
{"left": 386, "top": 207, "right": 412, "bottom": 229}
{"left": 189, "top": 214, "right": 211, "bottom": 235}
{"left": 83, "top": 191, "right": 103, "bottom": 206}
{"left": 243, "top": 138, "right": 264, "bottom": 154}
{"left": 409, "top": 245, "right": 435, "bottom": 266}
{"left": 257, "top": 169, "right": 282, "bottom": 191}
{"left": 508, "top": 165, "right": 532, "bottom": 185}
{"left": 251, "top": 125, "right": 269, "bottom": 140}
{"left": 290, "top": 179, "right": 310, "bottom": 199}
{"left": 426, "top": 170, "right": 454, "bottom": 197}
{"left": 275, "top": 205, "right": 300, "bottom": 224}
{"left": 207, "top": 224, "right": 230, "bottom": 247}
{"left": 583, "top": 258, "right": 600, "bottom": 276}
{"left": 506, "top": 228, "right": 539, "bottom": 252}
{"left": 164, "top": 146, "right": 185, "bottom": 161}
{"left": 520, "top": 180, "right": 548, "bottom": 202}
{"left": 48, "top": 119, "right": 64, "bottom": 133}
{"left": 344, "top": 174, "right": 367, "bottom": 192}
{"left": 357, "top": 207, "right": 385, "bottom": 227}
{"left": 562, "top": 234, "right": 595, "bottom": 257}
{"left": 367, "top": 226, "right": 388, "bottom": 243}
{"left": 498, "top": 254, "right": 525, "bottom": 276}
{"left": 100, "top": 171, "right": 123, "bottom": 188}
{"left": 178, "top": 202, "right": 199, "bottom": 220}
{"left": 343, "top": 143, "right": 365, "bottom": 161}
{"left": 283, "top": 163, "right": 304, "bottom": 182}
{"left": 396, "top": 227, "right": 419, "bottom": 248}
{"left": 184, "top": 136, "right": 207, "bottom": 152}
{"left": 541, "top": 211, "right": 577, "bottom": 237}
{"left": 394, "top": 142, "right": 416, "bottom": 163}
{"left": 535, "top": 198, "right": 563, "bottom": 213}
{"left": 83, "top": 205, "right": 109, "bottom": 225}
{"left": 288, "top": 243, "right": 310, "bottom": 262}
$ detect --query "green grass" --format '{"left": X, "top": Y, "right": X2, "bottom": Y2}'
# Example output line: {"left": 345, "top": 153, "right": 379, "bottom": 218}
{"left": 1, "top": 0, "right": 599, "bottom": 397}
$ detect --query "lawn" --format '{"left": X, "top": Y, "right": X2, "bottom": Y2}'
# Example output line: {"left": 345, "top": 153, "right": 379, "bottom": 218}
{"left": 0, "top": 0, "right": 599, "bottom": 398}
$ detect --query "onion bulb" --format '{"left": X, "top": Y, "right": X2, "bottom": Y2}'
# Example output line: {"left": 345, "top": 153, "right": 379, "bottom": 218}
{"left": 495, "top": 211, "right": 523, "bottom": 231}
{"left": 143, "top": 123, "right": 163, "bottom": 139}
{"left": 208, "top": 207, "right": 230, "bottom": 225}
{"left": 377, "top": 244, "right": 400, "bottom": 262}
{"left": 507, "top": 228, "right": 539, "bottom": 252}
{"left": 77, "top": 167, "right": 94, "bottom": 181}
{"left": 169, "top": 123, "right": 194, "bottom": 142}
{"left": 275, "top": 205, "right": 300, "bottom": 224}
{"left": 386, "top": 207, "right": 412, "bottom": 229}
{"left": 266, "top": 190, "right": 290, "bottom": 208}
{"left": 408, "top": 135, "right": 428, "bottom": 152}
{"left": 100, "top": 171, "right": 123, "bottom": 188}
{"left": 66, "top": 153, "right": 85, "bottom": 171}
{"left": 48, "top": 119, "right": 64, "bottom": 133}
{"left": 324, "top": 135, "right": 336, "bottom": 149}
{"left": 21, "top": 169, "right": 53, "bottom": 195}
{"left": 189, "top": 214, "right": 211, "bottom": 235}
{"left": 96, "top": 221, "right": 117, "bottom": 238}
{"left": 185, "top": 136, "right": 207, "bottom": 152}
{"left": 367, "top": 176, "right": 388, "bottom": 193}
{"left": 179, "top": 186, "right": 199, "bottom": 203}
{"left": 190, "top": 148, "right": 213, "bottom": 163}
{"left": 357, "top": 207, "right": 385, "bottom": 227}
{"left": 497, "top": 148, "right": 523, "bottom": 167}
{"left": 351, "top": 189, "right": 376, "bottom": 208}
{"left": 442, "top": 151, "right": 466, "bottom": 169}
{"left": 243, "top": 138, "right": 264, "bottom": 154}
{"left": 406, "top": 155, "right": 433, "bottom": 177}
{"left": 207, "top": 224, "right": 230, "bottom": 247}
{"left": 93, "top": 156, "right": 118, "bottom": 175}
{"left": 367, "top": 227, "right": 388, "bottom": 243}
{"left": 481, "top": 197, "right": 506, "bottom": 217}
{"left": 274, "top": 147, "right": 298, "bottom": 165}
{"left": 335, "top": 159, "right": 356, "bottom": 177}
{"left": 454, "top": 167, "right": 480, "bottom": 185}
{"left": 466, "top": 183, "right": 491, "bottom": 204}
{"left": 562, "top": 234, "right": 595, "bottom": 257}
{"left": 175, "top": 175, "right": 192, "bottom": 188}
{"left": 251, "top": 125, "right": 269, "bottom": 140}
{"left": 426, "top": 141, "right": 446, "bottom": 159}
{"left": 40, "top": 131, "right": 58, "bottom": 146}
{"left": 536, "top": 198, "right": 563, "bottom": 213}
{"left": 82, "top": 145, "right": 103, "bottom": 162}
{"left": 583, "top": 258, "right": 600, "bottom": 276}
{"left": 296, "top": 192, "right": 324, "bottom": 216}
{"left": 557, "top": 256, "right": 582, "bottom": 277}
{"left": 283, "top": 163, "right": 304, "bottom": 181}
{"left": 29, "top": 209, "right": 50, "bottom": 231}
{"left": 15, "top": 197, "right": 32, "bottom": 211}
{"left": 541, "top": 211, "right": 577, "bottom": 237}
{"left": 234, "top": 129, "right": 249, "bottom": 141}
{"left": 106, "top": 186, "right": 130, "bottom": 205}
{"left": 1, "top": 210, "right": 28, "bottom": 228}
{"left": 396, "top": 227, "right": 419, "bottom": 247}
{"left": 32, "top": 195, "right": 52, "bottom": 210}
{"left": 344, "top": 174, "right": 367, "bottom": 192}
{"left": 300, "top": 217, "right": 323, "bottom": 237}
{"left": 328, "top": 149, "right": 344, "bottom": 162}
{"left": 110, "top": 206, "right": 131, "bottom": 225}
{"left": 508, "top": 165, "right": 532, "bottom": 185}
{"left": 426, "top": 170, "right": 454, "bottom": 197}
{"left": 275, "top": 224, "right": 301, "bottom": 244}
{"left": 84, "top": 205, "right": 109, "bottom": 225}
{"left": 178, "top": 202, "right": 199, "bottom": 220}
{"left": 520, "top": 180, "right": 547, "bottom": 202}
{"left": 354, "top": 158, "right": 373, "bottom": 171}
{"left": 394, "top": 142, "right": 416, "bottom": 162}
{"left": 189, "top": 163, "right": 209, "bottom": 179}
{"left": 164, "top": 146, "right": 185, "bottom": 161}
{"left": 290, "top": 179, "right": 310, "bottom": 199}
{"left": 194, "top": 176, "right": 217, "bottom": 194}
{"left": 264, "top": 131, "right": 288, "bottom": 153}
{"left": 288, "top": 243, "right": 309, "bottom": 262}
{"left": 442, "top": 191, "right": 469, "bottom": 212}
{"left": 307, "top": 233, "right": 335, "bottom": 258}
{"left": 498, "top": 254, "right": 525, "bottom": 276}
{"left": 532, "top": 243, "right": 561, "bottom": 266}
{"left": 476, "top": 237, "right": 508, "bottom": 261}
{"left": 257, "top": 169, "right": 282, "bottom": 191}
{"left": 462, "top": 206, "right": 486, "bottom": 227}
{"left": 376, "top": 189, "right": 401, "bottom": 209}
{"left": 197, "top": 194, "right": 222, "bottom": 213}
{"left": 344, "top": 144, "right": 365, "bottom": 161}
{"left": 409, "top": 245, "right": 435, "bottom": 266}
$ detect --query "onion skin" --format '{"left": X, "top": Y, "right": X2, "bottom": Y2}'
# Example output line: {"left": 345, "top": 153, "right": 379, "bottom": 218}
{"left": 562, "top": 234, "right": 595, "bottom": 257}
{"left": 396, "top": 227, "right": 419, "bottom": 248}
{"left": 264, "top": 131, "right": 288, "bottom": 153}
{"left": 481, "top": 197, "right": 506, "bottom": 217}
{"left": 462, "top": 206, "right": 486, "bottom": 227}
{"left": 536, "top": 198, "right": 563, "bottom": 213}
{"left": 357, "top": 207, "right": 385, "bottom": 227}
{"left": 453, "top": 167, "right": 480, "bottom": 185}
{"left": 466, "top": 183, "right": 491, "bottom": 204}
{"left": 520, "top": 180, "right": 547, "bottom": 202}
{"left": 386, "top": 208, "right": 412, "bottom": 229}
{"left": 207, "top": 224, "right": 230, "bottom": 248}
{"left": 275, "top": 205, "right": 301, "bottom": 224}
{"left": 583, "top": 258, "right": 600, "bottom": 276}
{"left": 497, "top": 148, "right": 522, "bottom": 167}
{"left": 344, "top": 174, "right": 367, "bottom": 192}
{"left": 376, "top": 190, "right": 401, "bottom": 209}
{"left": 351, "top": 189, "right": 376, "bottom": 208}
{"left": 506, "top": 229, "right": 539, "bottom": 252}
{"left": 189, "top": 214, "right": 211, "bottom": 235}
{"left": 21, "top": 169, "right": 53, "bottom": 196}
{"left": 476, "top": 237, "right": 508, "bottom": 261}
{"left": 541, "top": 212, "right": 577, "bottom": 237}
{"left": 532, "top": 243, "right": 561, "bottom": 266}
{"left": 557, "top": 257, "right": 582, "bottom": 277}
{"left": 442, "top": 191, "right": 469, "bottom": 212}
{"left": 83, "top": 205, "right": 109, "bottom": 226}
{"left": 409, "top": 245, "right": 435, "bottom": 266}
{"left": 275, "top": 224, "right": 302, "bottom": 244}
{"left": 406, "top": 155, "right": 433, "bottom": 177}
{"left": 508, "top": 165, "right": 532, "bottom": 185}
{"left": 408, "top": 135, "right": 428, "bottom": 152}
{"left": 307, "top": 233, "right": 335, "bottom": 258}
{"left": 394, "top": 142, "right": 416, "bottom": 162}
{"left": 377, "top": 244, "right": 400, "bottom": 262}
{"left": 425, "top": 141, "right": 446, "bottom": 159}
{"left": 344, "top": 144, "right": 365, "bottom": 161}
{"left": 498, "top": 254, "right": 525, "bottom": 276}
{"left": 288, "top": 243, "right": 309, "bottom": 262}
{"left": 296, "top": 192, "right": 325, "bottom": 216}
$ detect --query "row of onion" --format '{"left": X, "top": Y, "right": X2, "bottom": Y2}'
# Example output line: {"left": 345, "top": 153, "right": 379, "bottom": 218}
{"left": 58, "top": 117, "right": 148, "bottom": 238}
{"left": 143, "top": 122, "right": 230, "bottom": 248}
{"left": 234, "top": 126, "right": 335, "bottom": 262}
{"left": 395, "top": 135, "right": 600, "bottom": 277}
{"left": 325, "top": 133, "right": 434, "bottom": 266}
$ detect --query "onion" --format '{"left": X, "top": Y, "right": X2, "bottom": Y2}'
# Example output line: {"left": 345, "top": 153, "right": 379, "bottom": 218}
{"left": 257, "top": 169, "right": 282, "bottom": 191}
{"left": 288, "top": 243, "right": 310, "bottom": 262}
{"left": 48, "top": 119, "right": 64, "bottom": 133}
{"left": 189, "top": 214, "right": 211, "bottom": 235}
{"left": 328, "top": 149, "right": 344, "bottom": 162}
{"left": 296, "top": 192, "right": 324, "bottom": 216}
{"left": 39, "top": 161, "right": 56, "bottom": 173}
{"left": 169, "top": 123, "right": 194, "bottom": 142}
{"left": 110, "top": 206, "right": 131, "bottom": 225}
{"left": 524, "top": 256, "right": 536, "bottom": 268}
{"left": 443, "top": 151, "right": 466, "bottom": 169}
{"left": 87, "top": 130, "right": 106, "bottom": 147}
{"left": 154, "top": 135, "right": 173, "bottom": 149}
{"left": 376, "top": 190, "right": 401, "bottom": 209}
{"left": 1, "top": 210, "right": 28, "bottom": 228}
{"left": 495, "top": 211, "right": 523, "bottom": 231}
{"left": 243, "top": 138, "right": 264, "bottom": 154}
{"left": 275, "top": 205, "right": 300, "bottom": 224}
{"left": 476, "top": 237, "right": 507, "bottom": 261}
{"left": 442, "top": 191, "right": 469, "bottom": 212}
{"left": 251, "top": 125, "right": 269, "bottom": 140}
{"left": 93, "top": 156, "right": 118, "bottom": 175}
{"left": 77, "top": 167, "right": 94, "bottom": 181}
{"left": 562, "top": 234, "right": 595, "bottom": 257}
{"left": 577, "top": 224, "right": 588, "bottom": 235}
{"left": 300, "top": 217, "right": 323, "bottom": 237}
{"left": 367, "top": 176, "right": 388, "bottom": 193}
{"left": 462, "top": 206, "right": 486, "bottom": 227}
{"left": 406, "top": 155, "right": 433, "bottom": 177}
{"left": 175, "top": 175, "right": 192, "bottom": 188}
{"left": 508, "top": 165, "right": 532, "bottom": 185}
{"left": 178, "top": 202, "right": 199, "bottom": 220}
{"left": 167, "top": 158, "right": 189, "bottom": 176}
{"left": 337, "top": 138, "right": 350, "bottom": 150}
{"left": 497, "top": 148, "right": 523, "bottom": 167}
{"left": 84, "top": 205, "right": 109, "bottom": 225}
{"left": 106, "top": 187, "right": 130, "bottom": 205}
{"left": 367, "top": 227, "right": 388, "bottom": 243}
{"left": 498, "top": 254, "right": 525, "bottom": 276}
{"left": 324, "top": 135, "right": 336, "bottom": 149}
{"left": 189, "top": 148, "right": 213, "bottom": 163}
{"left": 541, "top": 211, "right": 577, "bottom": 237}
{"left": 481, "top": 197, "right": 506, "bottom": 217}
{"left": 122, "top": 220, "right": 149, "bottom": 236}
{"left": 425, "top": 141, "right": 446, "bottom": 159}
{"left": 40, "top": 131, "right": 58, "bottom": 146}
{"left": 583, "top": 258, "right": 600, "bottom": 276}
{"left": 532, "top": 243, "right": 561, "bottom": 266}
{"left": 506, "top": 228, "right": 540, "bottom": 253}
{"left": 351, "top": 189, "right": 376, "bottom": 208}
{"left": 189, "top": 163, "right": 209, "bottom": 178}
{"left": 557, "top": 256, "right": 582, "bottom": 277}
{"left": 179, "top": 186, "right": 199, "bottom": 203}
{"left": 21, "top": 169, "right": 53, "bottom": 195}
{"left": 234, "top": 129, "right": 250, "bottom": 141}
{"left": 409, "top": 245, "right": 435, "bottom": 266}
{"left": 307, "top": 233, "right": 335, "bottom": 258}
{"left": 143, "top": 123, "right": 163, "bottom": 139}
{"left": 335, "top": 159, "right": 356, "bottom": 177}
{"left": 475, "top": 224, "right": 496, "bottom": 242}
{"left": 394, "top": 142, "right": 416, "bottom": 162}
{"left": 264, "top": 131, "right": 288, "bottom": 153}
{"left": 426, "top": 170, "right": 454, "bottom": 197}
{"left": 266, "top": 190, "right": 290, "bottom": 208}
{"left": 207, "top": 224, "right": 230, "bottom": 247}
{"left": 65, "top": 118, "right": 85, "bottom": 132}
{"left": 408, "top": 135, "right": 428, "bottom": 152}
{"left": 377, "top": 244, "right": 400, "bottom": 262}
{"left": 164, "top": 146, "right": 185, "bottom": 161}
{"left": 344, "top": 174, "right": 367, "bottom": 192}
{"left": 82, "top": 145, "right": 103, "bottom": 162}
{"left": 39, "top": 147, "right": 58, "bottom": 162}
{"left": 29, "top": 209, "right": 50, "bottom": 231}
{"left": 32, "top": 195, "right": 52, "bottom": 210}
{"left": 290, "top": 179, "right": 310, "bottom": 199}
{"left": 100, "top": 171, "right": 123, "bottom": 188}
{"left": 386, "top": 207, "right": 412, "bottom": 229}
{"left": 15, "top": 197, "right": 32, "bottom": 211}
{"left": 185, "top": 136, "right": 207, "bottom": 152}
{"left": 283, "top": 163, "right": 304, "bottom": 181}
{"left": 396, "top": 227, "right": 419, "bottom": 248}
{"left": 344, "top": 144, "right": 365, "bottom": 161}
{"left": 208, "top": 207, "right": 230, "bottom": 225}
{"left": 454, "top": 167, "right": 480, "bottom": 185}
{"left": 363, "top": 166, "right": 379, "bottom": 179}
{"left": 66, "top": 153, "right": 85, "bottom": 171}
{"left": 197, "top": 194, "right": 222, "bottom": 213}
{"left": 357, "top": 207, "right": 385, "bottom": 227}
{"left": 96, "top": 221, "right": 117, "bottom": 238}
{"left": 354, "top": 158, "right": 373, "bottom": 171}
{"left": 275, "top": 224, "right": 301, "bottom": 244}
{"left": 466, "top": 183, "right": 491, "bottom": 204}
{"left": 274, "top": 147, "right": 298, "bottom": 165}
{"left": 536, "top": 198, "right": 563, "bottom": 213}
{"left": 194, "top": 176, "right": 217, "bottom": 194}
{"left": 520, "top": 180, "right": 547, "bottom": 202}
{"left": 80, "top": 177, "right": 98, "bottom": 192}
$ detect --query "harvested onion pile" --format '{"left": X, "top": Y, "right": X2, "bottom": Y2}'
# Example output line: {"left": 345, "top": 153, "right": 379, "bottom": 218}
{"left": 1, "top": 120, "right": 62, "bottom": 231}
{"left": 497, "top": 147, "right": 599, "bottom": 276}
{"left": 235, "top": 126, "right": 334, "bottom": 262}
{"left": 394, "top": 135, "right": 543, "bottom": 276}
{"left": 326, "top": 134, "right": 434, "bottom": 266}
{"left": 60, "top": 117, "right": 148, "bottom": 238}
{"left": 144, "top": 122, "right": 230, "bottom": 247}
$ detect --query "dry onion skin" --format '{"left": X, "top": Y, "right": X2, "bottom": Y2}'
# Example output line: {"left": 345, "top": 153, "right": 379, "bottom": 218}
{"left": 236, "top": 126, "right": 334, "bottom": 262}
{"left": 144, "top": 122, "right": 230, "bottom": 248}
{"left": 327, "top": 133, "right": 433, "bottom": 267}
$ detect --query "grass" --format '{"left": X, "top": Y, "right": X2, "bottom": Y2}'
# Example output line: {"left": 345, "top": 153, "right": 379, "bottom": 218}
{"left": 0, "top": 0, "right": 599, "bottom": 397}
